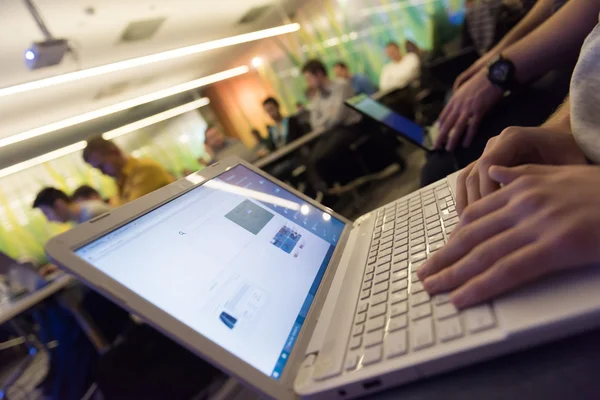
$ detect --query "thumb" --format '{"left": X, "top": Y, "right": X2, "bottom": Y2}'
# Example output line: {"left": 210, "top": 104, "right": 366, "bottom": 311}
{"left": 488, "top": 164, "right": 556, "bottom": 185}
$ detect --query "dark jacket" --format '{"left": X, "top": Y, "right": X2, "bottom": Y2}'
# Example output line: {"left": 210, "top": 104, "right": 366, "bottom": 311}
{"left": 264, "top": 115, "right": 308, "bottom": 151}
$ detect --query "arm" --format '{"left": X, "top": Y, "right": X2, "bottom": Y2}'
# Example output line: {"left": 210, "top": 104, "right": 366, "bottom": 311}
{"left": 127, "top": 165, "right": 175, "bottom": 202}
{"left": 542, "top": 96, "right": 571, "bottom": 132}
{"left": 326, "top": 81, "right": 356, "bottom": 128}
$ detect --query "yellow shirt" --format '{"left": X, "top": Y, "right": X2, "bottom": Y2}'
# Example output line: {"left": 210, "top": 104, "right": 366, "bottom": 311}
{"left": 114, "top": 157, "right": 175, "bottom": 206}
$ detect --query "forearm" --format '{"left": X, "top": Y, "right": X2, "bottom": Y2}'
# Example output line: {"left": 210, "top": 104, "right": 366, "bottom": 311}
{"left": 542, "top": 96, "right": 571, "bottom": 132}
{"left": 492, "top": 0, "right": 555, "bottom": 52}
{"left": 504, "top": 0, "right": 600, "bottom": 84}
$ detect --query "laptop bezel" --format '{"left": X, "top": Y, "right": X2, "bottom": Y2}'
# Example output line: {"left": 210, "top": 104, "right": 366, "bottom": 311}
{"left": 45, "top": 157, "right": 353, "bottom": 399}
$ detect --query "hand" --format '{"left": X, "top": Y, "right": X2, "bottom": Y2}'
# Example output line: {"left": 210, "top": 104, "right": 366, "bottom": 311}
{"left": 436, "top": 70, "right": 503, "bottom": 151}
{"left": 417, "top": 164, "right": 600, "bottom": 308}
{"left": 39, "top": 264, "right": 59, "bottom": 278}
{"left": 455, "top": 126, "right": 587, "bottom": 214}
{"left": 453, "top": 51, "right": 498, "bottom": 91}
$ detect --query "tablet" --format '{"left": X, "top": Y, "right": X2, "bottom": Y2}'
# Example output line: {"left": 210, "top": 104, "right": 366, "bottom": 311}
{"left": 346, "top": 94, "right": 433, "bottom": 151}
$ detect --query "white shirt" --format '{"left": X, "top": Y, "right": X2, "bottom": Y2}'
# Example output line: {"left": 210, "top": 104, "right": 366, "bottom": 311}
{"left": 571, "top": 22, "right": 600, "bottom": 163}
{"left": 379, "top": 53, "right": 421, "bottom": 92}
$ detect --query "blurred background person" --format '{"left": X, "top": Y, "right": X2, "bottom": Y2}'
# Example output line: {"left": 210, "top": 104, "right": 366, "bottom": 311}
{"left": 262, "top": 97, "right": 309, "bottom": 151}
{"left": 203, "top": 124, "right": 259, "bottom": 164}
{"left": 33, "top": 187, "right": 110, "bottom": 224}
{"left": 379, "top": 41, "right": 421, "bottom": 91}
{"left": 71, "top": 184, "right": 104, "bottom": 203}
{"left": 83, "top": 137, "right": 174, "bottom": 205}
{"left": 333, "top": 61, "right": 378, "bottom": 95}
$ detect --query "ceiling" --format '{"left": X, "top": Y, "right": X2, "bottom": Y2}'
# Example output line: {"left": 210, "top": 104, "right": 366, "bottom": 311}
{"left": 0, "top": 0, "right": 300, "bottom": 163}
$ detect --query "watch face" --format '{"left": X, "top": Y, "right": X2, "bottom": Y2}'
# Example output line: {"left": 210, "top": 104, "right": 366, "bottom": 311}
{"left": 491, "top": 63, "right": 510, "bottom": 82}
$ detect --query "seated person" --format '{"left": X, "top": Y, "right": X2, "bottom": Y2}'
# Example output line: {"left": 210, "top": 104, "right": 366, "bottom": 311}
{"left": 33, "top": 187, "right": 111, "bottom": 224}
{"left": 419, "top": 11, "right": 600, "bottom": 307}
{"left": 379, "top": 41, "right": 421, "bottom": 92}
{"left": 202, "top": 125, "right": 259, "bottom": 164}
{"left": 262, "top": 97, "right": 309, "bottom": 151}
{"left": 333, "top": 61, "right": 378, "bottom": 96}
{"left": 71, "top": 184, "right": 105, "bottom": 203}
{"left": 422, "top": 0, "right": 575, "bottom": 185}
{"left": 295, "top": 101, "right": 312, "bottom": 133}
{"left": 83, "top": 137, "right": 174, "bottom": 205}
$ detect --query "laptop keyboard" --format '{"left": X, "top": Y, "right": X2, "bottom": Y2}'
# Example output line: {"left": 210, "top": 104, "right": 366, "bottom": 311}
{"left": 344, "top": 181, "right": 497, "bottom": 372}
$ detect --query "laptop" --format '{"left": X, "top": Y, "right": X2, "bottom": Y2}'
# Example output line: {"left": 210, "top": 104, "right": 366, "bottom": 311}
{"left": 45, "top": 158, "right": 600, "bottom": 399}
{"left": 346, "top": 94, "right": 434, "bottom": 152}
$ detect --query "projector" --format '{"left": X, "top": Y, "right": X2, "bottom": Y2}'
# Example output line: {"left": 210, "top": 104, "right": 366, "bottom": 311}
{"left": 25, "top": 39, "right": 69, "bottom": 70}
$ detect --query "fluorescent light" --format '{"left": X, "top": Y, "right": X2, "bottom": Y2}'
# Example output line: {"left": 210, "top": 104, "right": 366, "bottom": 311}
{"left": 102, "top": 97, "right": 210, "bottom": 140}
{"left": 0, "top": 23, "right": 300, "bottom": 98}
{"left": 0, "top": 66, "right": 248, "bottom": 149}
{"left": 0, "top": 141, "right": 87, "bottom": 179}
{"left": 0, "top": 98, "right": 210, "bottom": 178}
{"left": 251, "top": 57, "right": 263, "bottom": 67}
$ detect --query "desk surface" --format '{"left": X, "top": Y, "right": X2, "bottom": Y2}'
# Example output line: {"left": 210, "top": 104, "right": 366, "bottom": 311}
{"left": 0, "top": 274, "right": 72, "bottom": 325}
{"left": 254, "top": 129, "right": 326, "bottom": 169}
{"left": 370, "top": 327, "right": 600, "bottom": 399}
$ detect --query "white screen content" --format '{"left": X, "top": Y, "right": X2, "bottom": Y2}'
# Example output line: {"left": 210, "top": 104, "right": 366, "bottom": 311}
{"left": 76, "top": 166, "right": 344, "bottom": 378}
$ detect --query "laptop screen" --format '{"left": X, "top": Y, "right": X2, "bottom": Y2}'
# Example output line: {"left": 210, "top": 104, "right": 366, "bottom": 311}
{"left": 346, "top": 95, "right": 432, "bottom": 151}
{"left": 75, "top": 165, "right": 346, "bottom": 379}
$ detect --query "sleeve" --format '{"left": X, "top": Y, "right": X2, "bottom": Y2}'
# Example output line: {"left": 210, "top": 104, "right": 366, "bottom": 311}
{"left": 310, "top": 101, "right": 326, "bottom": 131}
{"left": 327, "top": 81, "right": 356, "bottom": 128}
{"left": 126, "top": 164, "right": 175, "bottom": 202}
{"left": 379, "top": 64, "right": 391, "bottom": 91}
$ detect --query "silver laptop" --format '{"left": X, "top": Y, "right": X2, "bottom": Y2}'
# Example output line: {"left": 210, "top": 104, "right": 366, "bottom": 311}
{"left": 45, "top": 157, "right": 600, "bottom": 399}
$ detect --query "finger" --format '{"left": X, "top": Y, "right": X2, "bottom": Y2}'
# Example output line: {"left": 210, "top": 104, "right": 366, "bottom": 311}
{"left": 437, "top": 106, "right": 460, "bottom": 148}
{"left": 422, "top": 223, "right": 531, "bottom": 295}
{"left": 445, "top": 111, "right": 470, "bottom": 151}
{"left": 451, "top": 241, "right": 552, "bottom": 309}
{"left": 489, "top": 164, "right": 558, "bottom": 186}
{"left": 456, "top": 162, "right": 475, "bottom": 215}
{"left": 466, "top": 165, "right": 481, "bottom": 207}
{"left": 462, "top": 113, "right": 481, "bottom": 149}
{"left": 456, "top": 185, "right": 512, "bottom": 228}
{"left": 453, "top": 71, "right": 470, "bottom": 91}
{"left": 418, "top": 202, "right": 514, "bottom": 281}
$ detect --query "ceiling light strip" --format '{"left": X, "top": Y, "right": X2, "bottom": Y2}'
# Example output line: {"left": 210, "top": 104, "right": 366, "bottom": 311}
{"left": 0, "top": 66, "right": 248, "bottom": 148}
{"left": 0, "top": 98, "right": 210, "bottom": 178}
{"left": 0, "top": 23, "right": 299, "bottom": 98}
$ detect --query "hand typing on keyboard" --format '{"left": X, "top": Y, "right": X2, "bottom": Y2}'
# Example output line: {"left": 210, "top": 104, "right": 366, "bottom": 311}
{"left": 418, "top": 165, "right": 600, "bottom": 309}
{"left": 454, "top": 127, "right": 587, "bottom": 215}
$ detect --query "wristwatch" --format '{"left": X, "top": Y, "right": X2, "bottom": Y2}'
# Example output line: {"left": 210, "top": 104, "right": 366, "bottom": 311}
{"left": 487, "top": 55, "right": 517, "bottom": 93}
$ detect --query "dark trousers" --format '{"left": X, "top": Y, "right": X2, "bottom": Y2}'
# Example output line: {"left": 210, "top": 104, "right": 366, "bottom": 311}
{"left": 421, "top": 66, "right": 574, "bottom": 186}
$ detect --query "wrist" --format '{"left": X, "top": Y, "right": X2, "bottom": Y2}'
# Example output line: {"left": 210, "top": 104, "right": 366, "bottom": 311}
{"left": 487, "top": 55, "right": 518, "bottom": 93}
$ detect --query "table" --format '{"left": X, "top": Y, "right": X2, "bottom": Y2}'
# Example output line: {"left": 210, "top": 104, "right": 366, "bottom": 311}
{"left": 254, "top": 129, "right": 326, "bottom": 170}
{"left": 371, "top": 328, "right": 600, "bottom": 399}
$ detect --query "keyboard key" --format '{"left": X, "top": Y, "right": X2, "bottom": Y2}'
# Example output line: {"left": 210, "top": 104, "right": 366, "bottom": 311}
{"left": 392, "top": 260, "right": 408, "bottom": 272}
{"left": 371, "top": 292, "right": 388, "bottom": 306}
{"left": 423, "top": 203, "right": 438, "bottom": 218}
{"left": 364, "top": 330, "right": 385, "bottom": 347}
{"left": 464, "top": 305, "right": 496, "bottom": 333}
{"left": 378, "top": 248, "right": 392, "bottom": 258}
{"left": 388, "top": 314, "right": 408, "bottom": 332}
{"left": 394, "top": 237, "right": 409, "bottom": 247}
{"left": 382, "top": 222, "right": 395, "bottom": 232}
{"left": 361, "top": 289, "right": 371, "bottom": 300}
{"left": 410, "top": 317, "right": 434, "bottom": 351}
{"left": 394, "top": 245, "right": 408, "bottom": 255}
{"left": 369, "top": 304, "right": 387, "bottom": 319}
{"left": 423, "top": 197, "right": 436, "bottom": 206}
{"left": 373, "top": 281, "right": 389, "bottom": 295}
{"left": 368, "top": 256, "right": 377, "bottom": 265}
{"left": 411, "top": 243, "right": 426, "bottom": 254}
{"left": 445, "top": 216, "right": 460, "bottom": 227}
{"left": 411, "top": 281, "right": 424, "bottom": 294}
{"left": 366, "top": 315, "right": 386, "bottom": 332}
{"left": 395, "top": 231, "right": 408, "bottom": 241}
{"left": 435, "top": 302, "right": 458, "bottom": 320}
{"left": 362, "top": 345, "right": 382, "bottom": 366}
{"left": 373, "top": 231, "right": 382, "bottom": 239}
{"left": 410, "top": 260, "right": 425, "bottom": 272}
{"left": 410, "top": 303, "right": 432, "bottom": 320}
{"left": 376, "top": 263, "right": 391, "bottom": 274}
{"left": 369, "top": 250, "right": 378, "bottom": 258}
{"left": 374, "top": 271, "right": 390, "bottom": 284}
{"left": 426, "top": 220, "right": 441, "bottom": 231}
{"left": 355, "top": 313, "right": 367, "bottom": 324}
{"left": 412, "top": 229, "right": 425, "bottom": 239}
{"left": 345, "top": 352, "right": 360, "bottom": 370}
{"left": 410, "top": 252, "right": 427, "bottom": 263}
{"left": 436, "top": 188, "right": 451, "bottom": 199}
{"left": 390, "top": 302, "right": 408, "bottom": 317}
{"left": 428, "top": 226, "right": 442, "bottom": 236}
{"left": 411, "top": 292, "right": 431, "bottom": 307}
{"left": 428, "top": 233, "right": 444, "bottom": 244}
{"left": 380, "top": 241, "right": 393, "bottom": 251}
{"left": 352, "top": 325, "right": 364, "bottom": 336}
{"left": 364, "top": 272, "right": 374, "bottom": 283}
{"left": 377, "top": 255, "right": 392, "bottom": 265}
{"left": 349, "top": 336, "right": 362, "bottom": 350}
{"left": 391, "top": 279, "right": 408, "bottom": 292}
{"left": 437, "top": 317, "right": 463, "bottom": 343}
{"left": 434, "top": 293, "right": 451, "bottom": 305}
{"left": 392, "top": 269, "right": 408, "bottom": 282}
{"left": 412, "top": 236, "right": 426, "bottom": 246}
{"left": 411, "top": 272, "right": 420, "bottom": 283}
{"left": 393, "top": 253, "right": 408, "bottom": 265}
{"left": 385, "top": 329, "right": 408, "bottom": 358}
{"left": 362, "top": 281, "right": 372, "bottom": 291}
{"left": 445, "top": 224, "right": 457, "bottom": 235}
{"left": 390, "top": 291, "right": 408, "bottom": 304}
{"left": 380, "top": 235, "right": 393, "bottom": 246}
{"left": 357, "top": 302, "right": 369, "bottom": 314}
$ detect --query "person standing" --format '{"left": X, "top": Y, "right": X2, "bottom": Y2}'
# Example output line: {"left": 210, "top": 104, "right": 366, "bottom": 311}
{"left": 379, "top": 41, "right": 421, "bottom": 91}
{"left": 83, "top": 137, "right": 174, "bottom": 205}
{"left": 333, "top": 61, "right": 379, "bottom": 96}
